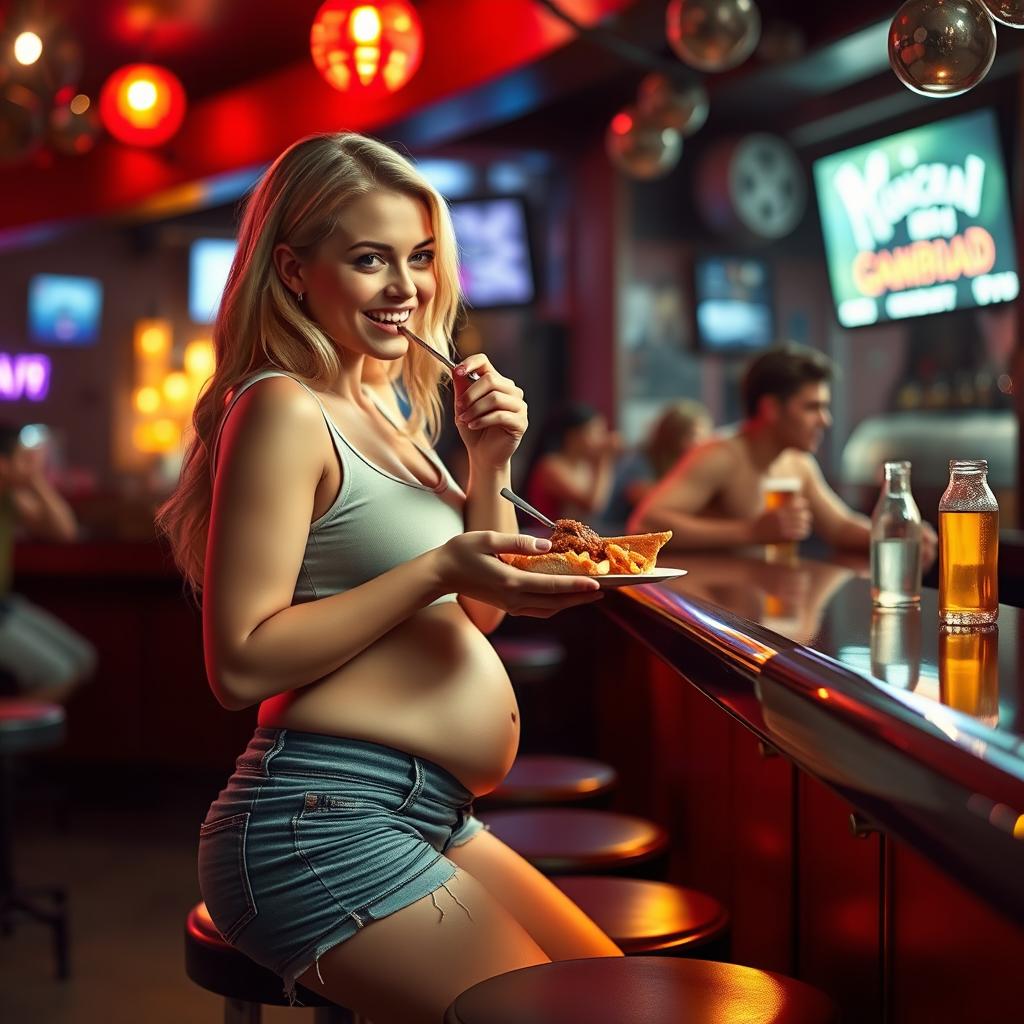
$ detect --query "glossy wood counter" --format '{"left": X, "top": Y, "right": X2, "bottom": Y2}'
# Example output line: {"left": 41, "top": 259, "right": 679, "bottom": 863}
{"left": 597, "top": 549, "right": 1023, "bottom": 1023}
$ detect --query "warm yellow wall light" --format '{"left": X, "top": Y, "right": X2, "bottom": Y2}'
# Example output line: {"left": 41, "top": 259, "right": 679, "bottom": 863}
{"left": 134, "top": 319, "right": 172, "bottom": 360}
{"left": 184, "top": 338, "right": 215, "bottom": 379}
{"left": 134, "top": 386, "right": 161, "bottom": 415}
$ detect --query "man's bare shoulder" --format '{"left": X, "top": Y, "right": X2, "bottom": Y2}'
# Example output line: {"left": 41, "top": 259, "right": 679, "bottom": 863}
{"left": 685, "top": 434, "right": 745, "bottom": 474}
{"left": 773, "top": 448, "right": 822, "bottom": 481}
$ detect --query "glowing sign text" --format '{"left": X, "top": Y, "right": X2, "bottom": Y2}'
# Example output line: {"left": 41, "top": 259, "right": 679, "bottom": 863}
{"left": 0, "top": 353, "right": 51, "bottom": 401}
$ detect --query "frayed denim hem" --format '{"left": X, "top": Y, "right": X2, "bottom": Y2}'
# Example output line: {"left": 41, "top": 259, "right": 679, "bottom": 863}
{"left": 279, "top": 859, "right": 469, "bottom": 1007}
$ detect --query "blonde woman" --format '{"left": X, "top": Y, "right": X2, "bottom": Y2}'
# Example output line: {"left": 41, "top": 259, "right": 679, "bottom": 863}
{"left": 156, "top": 133, "right": 618, "bottom": 1024}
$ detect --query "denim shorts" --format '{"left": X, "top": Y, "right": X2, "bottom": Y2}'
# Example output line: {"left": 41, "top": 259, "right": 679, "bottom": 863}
{"left": 197, "top": 728, "right": 486, "bottom": 1002}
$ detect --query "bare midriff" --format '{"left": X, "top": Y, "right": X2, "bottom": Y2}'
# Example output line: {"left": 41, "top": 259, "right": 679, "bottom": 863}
{"left": 257, "top": 601, "right": 519, "bottom": 796}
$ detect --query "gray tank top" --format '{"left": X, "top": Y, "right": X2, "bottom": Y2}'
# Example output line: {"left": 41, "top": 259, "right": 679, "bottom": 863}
{"left": 213, "top": 370, "right": 464, "bottom": 606}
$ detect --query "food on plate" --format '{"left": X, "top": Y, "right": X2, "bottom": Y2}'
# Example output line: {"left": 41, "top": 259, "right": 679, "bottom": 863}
{"left": 499, "top": 518, "right": 673, "bottom": 577}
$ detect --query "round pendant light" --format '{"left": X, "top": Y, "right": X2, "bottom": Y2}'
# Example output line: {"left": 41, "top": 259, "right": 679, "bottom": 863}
{"left": 99, "top": 63, "right": 186, "bottom": 147}
{"left": 310, "top": 0, "right": 424, "bottom": 96}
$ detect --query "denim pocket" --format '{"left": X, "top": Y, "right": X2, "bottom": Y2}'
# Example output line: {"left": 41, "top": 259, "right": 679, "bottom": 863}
{"left": 197, "top": 812, "right": 258, "bottom": 943}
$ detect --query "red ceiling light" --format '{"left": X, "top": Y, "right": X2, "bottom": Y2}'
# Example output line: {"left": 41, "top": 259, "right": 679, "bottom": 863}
{"left": 310, "top": 0, "right": 424, "bottom": 96}
{"left": 99, "top": 63, "right": 186, "bottom": 147}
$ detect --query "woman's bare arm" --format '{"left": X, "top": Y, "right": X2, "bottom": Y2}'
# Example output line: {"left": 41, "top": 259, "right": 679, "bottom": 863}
{"left": 203, "top": 378, "right": 600, "bottom": 710}
{"left": 457, "top": 463, "right": 516, "bottom": 633}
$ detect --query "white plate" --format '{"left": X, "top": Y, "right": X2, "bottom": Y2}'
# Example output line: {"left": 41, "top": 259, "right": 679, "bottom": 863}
{"left": 595, "top": 567, "right": 688, "bottom": 589}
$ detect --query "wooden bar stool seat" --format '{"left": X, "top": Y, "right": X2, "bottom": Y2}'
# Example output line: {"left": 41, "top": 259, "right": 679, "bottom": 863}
{"left": 0, "top": 698, "right": 69, "bottom": 979}
{"left": 444, "top": 956, "right": 839, "bottom": 1024}
{"left": 481, "top": 808, "right": 669, "bottom": 876}
{"left": 184, "top": 901, "right": 357, "bottom": 1023}
{"left": 553, "top": 876, "right": 730, "bottom": 957}
{"left": 481, "top": 756, "right": 618, "bottom": 808}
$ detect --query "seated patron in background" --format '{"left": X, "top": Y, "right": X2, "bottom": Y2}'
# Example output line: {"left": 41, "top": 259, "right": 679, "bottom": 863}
{"left": 0, "top": 423, "right": 95, "bottom": 699}
{"left": 523, "top": 403, "right": 622, "bottom": 526}
{"left": 629, "top": 345, "right": 937, "bottom": 562}
{"left": 606, "top": 399, "right": 712, "bottom": 528}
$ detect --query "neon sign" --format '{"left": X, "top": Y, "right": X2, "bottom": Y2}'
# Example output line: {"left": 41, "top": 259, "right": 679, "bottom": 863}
{"left": 0, "top": 353, "right": 51, "bottom": 401}
{"left": 813, "top": 109, "right": 1019, "bottom": 328}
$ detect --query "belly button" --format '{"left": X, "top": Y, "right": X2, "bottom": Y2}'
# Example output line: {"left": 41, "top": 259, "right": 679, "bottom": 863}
{"left": 510, "top": 712, "right": 517, "bottom": 722}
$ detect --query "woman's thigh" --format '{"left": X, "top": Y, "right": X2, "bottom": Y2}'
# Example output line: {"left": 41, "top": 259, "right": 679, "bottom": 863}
{"left": 448, "top": 828, "right": 623, "bottom": 961}
{"left": 296, "top": 867, "right": 550, "bottom": 1024}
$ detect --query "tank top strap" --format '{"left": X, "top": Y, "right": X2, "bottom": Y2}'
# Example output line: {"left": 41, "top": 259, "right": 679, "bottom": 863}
{"left": 210, "top": 369, "right": 330, "bottom": 479}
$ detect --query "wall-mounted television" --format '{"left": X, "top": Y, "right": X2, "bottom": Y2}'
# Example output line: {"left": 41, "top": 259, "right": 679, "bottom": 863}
{"left": 812, "top": 108, "right": 1019, "bottom": 328}
{"left": 189, "top": 237, "right": 237, "bottom": 323}
{"left": 449, "top": 197, "right": 535, "bottom": 308}
{"left": 28, "top": 274, "right": 102, "bottom": 345}
{"left": 693, "top": 255, "right": 774, "bottom": 352}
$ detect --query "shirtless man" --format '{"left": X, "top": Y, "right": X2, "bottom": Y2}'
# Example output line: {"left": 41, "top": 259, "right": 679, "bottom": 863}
{"left": 629, "top": 345, "right": 937, "bottom": 562}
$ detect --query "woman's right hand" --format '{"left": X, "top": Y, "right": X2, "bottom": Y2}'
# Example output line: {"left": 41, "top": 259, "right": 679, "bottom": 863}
{"left": 432, "top": 532, "right": 604, "bottom": 618}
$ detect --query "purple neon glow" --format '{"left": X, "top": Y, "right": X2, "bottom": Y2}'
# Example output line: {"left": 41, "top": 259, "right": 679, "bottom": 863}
{"left": 0, "top": 354, "right": 51, "bottom": 401}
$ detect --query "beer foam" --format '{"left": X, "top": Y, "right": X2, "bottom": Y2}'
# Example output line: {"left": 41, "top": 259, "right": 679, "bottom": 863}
{"left": 763, "top": 477, "right": 801, "bottom": 492}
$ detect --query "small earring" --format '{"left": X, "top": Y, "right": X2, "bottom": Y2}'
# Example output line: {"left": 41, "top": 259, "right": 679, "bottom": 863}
{"left": 297, "top": 290, "right": 304, "bottom": 303}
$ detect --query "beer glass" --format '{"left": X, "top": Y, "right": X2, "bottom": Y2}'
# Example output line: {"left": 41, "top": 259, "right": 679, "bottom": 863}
{"left": 938, "top": 459, "right": 998, "bottom": 626}
{"left": 939, "top": 625, "right": 999, "bottom": 726}
{"left": 762, "top": 477, "right": 801, "bottom": 563}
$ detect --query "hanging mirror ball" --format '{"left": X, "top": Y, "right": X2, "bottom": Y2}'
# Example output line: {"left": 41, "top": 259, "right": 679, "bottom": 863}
{"left": 888, "top": 0, "right": 997, "bottom": 97}
{"left": 981, "top": 0, "right": 1024, "bottom": 26}
{"left": 636, "top": 74, "right": 709, "bottom": 137}
{"left": 666, "top": 0, "right": 761, "bottom": 73}
{"left": 605, "top": 107, "right": 683, "bottom": 180}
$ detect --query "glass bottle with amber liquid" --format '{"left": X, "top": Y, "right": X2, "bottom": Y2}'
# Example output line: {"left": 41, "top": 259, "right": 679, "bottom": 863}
{"left": 939, "top": 459, "right": 998, "bottom": 626}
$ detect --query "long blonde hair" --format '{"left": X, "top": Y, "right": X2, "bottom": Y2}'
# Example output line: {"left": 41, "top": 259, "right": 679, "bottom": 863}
{"left": 155, "top": 132, "right": 462, "bottom": 595}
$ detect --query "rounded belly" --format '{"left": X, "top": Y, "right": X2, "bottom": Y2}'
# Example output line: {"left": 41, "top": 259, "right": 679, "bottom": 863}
{"left": 257, "top": 603, "right": 519, "bottom": 795}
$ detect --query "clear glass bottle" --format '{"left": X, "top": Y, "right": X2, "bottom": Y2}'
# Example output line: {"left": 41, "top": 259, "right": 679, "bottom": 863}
{"left": 870, "top": 460, "right": 922, "bottom": 607}
{"left": 939, "top": 459, "right": 999, "bottom": 626}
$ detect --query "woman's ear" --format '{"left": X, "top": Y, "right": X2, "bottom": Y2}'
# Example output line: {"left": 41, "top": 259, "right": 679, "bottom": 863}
{"left": 272, "top": 243, "right": 305, "bottom": 297}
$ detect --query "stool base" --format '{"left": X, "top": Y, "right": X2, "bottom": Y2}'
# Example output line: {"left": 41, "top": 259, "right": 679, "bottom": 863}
{"left": 0, "top": 884, "right": 69, "bottom": 979}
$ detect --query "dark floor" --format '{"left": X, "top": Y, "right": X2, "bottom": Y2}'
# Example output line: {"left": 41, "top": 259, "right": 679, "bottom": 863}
{"left": 1, "top": 759, "right": 317, "bottom": 1023}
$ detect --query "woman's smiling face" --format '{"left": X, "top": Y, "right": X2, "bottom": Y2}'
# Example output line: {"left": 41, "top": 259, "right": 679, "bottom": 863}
{"left": 300, "top": 190, "right": 437, "bottom": 360}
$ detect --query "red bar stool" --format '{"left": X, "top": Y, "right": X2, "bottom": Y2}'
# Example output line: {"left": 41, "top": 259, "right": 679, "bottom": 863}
{"left": 0, "top": 698, "right": 69, "bottom": 979}
{"left": 479, "top": 755, "right": 618, "bottom": 809}
{"left": 444, "top": 957, "right": 840, "bottom": 1024}
{"left": 553, "top": 876, "right": 730, "bottom": 958}
{"left": 480, "top": 808, "right": 670, "bottom": 877}
{"left": 184, "top": 900, "right": 358, "bottom": 1023}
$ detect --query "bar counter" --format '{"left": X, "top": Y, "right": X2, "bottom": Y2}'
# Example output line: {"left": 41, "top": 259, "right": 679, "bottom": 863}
{"left": 609, "top": 549, "right": 1024, "bottom": 922}
{"left": 598, "top": 548, "right": 1023, "bottom": 1021}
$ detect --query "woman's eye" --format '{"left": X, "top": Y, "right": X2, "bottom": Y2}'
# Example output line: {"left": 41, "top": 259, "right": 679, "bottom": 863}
{"left": 355, "top": 253, "right": 385, "bottom": 269}
{"left": 410, "top": 251, "right": 435, "bottom": 266}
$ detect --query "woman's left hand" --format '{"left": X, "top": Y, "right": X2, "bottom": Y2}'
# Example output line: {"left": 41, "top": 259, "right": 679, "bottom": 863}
{"left": 453, "top": 354, "right": 527, "bottom": 470}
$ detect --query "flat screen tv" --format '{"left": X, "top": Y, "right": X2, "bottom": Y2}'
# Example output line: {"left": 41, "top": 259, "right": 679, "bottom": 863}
{"left": 812, "top": 108, "right": 1019, "bottom": 328}
{"left": 693, "top": 255, "right": 774, "bottom": 352}
{"left": 449, "top": 197, "right": 535, "bottom": 308}
{"left": 28, "top": 274, "right": 102, "bottom": 345}
{"left": 189, "top": 237, "right": 237, "bottom": 323}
